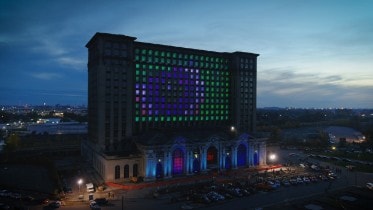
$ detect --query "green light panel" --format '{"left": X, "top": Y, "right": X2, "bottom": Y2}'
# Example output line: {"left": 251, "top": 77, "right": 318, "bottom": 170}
{"left": 134, "top": 48, "right": 230, "bottom": 122}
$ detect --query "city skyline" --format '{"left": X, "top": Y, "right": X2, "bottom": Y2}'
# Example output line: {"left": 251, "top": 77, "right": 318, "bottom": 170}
{"left": 1, "top": 0, "right": 373, "bottom": 108}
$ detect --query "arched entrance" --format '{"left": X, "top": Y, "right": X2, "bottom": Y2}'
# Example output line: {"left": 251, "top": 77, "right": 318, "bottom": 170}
{"left": 156, "top": 162, "right": 163, "bottom": 179}
{"left": 192, "top": 149, "right": 200, "bottom": 173}
{"left": 225, "top": 156, "right": 231, "bottom": 169}
{"left": 237, "top": 144, "right": 247, "bottom": 167}
{"left": 254, "top": 152, "right": 259, "bottom": 166}
{"left": 207, "top": 146, "right": 218, "bottom": 168}
{"left": 193, "top": 159, "right": 200, "bottom": 173}
{"left": 172, "top": 148, "right": 184, "bottom": 175}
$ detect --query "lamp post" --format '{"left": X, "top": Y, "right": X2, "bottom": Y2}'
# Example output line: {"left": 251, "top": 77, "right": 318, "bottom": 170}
{"left": 77, "top": 179, "right": 83, "bottom": 193}
{"left": 269, "top": 153, "right": 277, "bottom": 168}
{"left": 269, "top": 153, "right": 277, "bottom": 162}
{"left": 268, "top": 153, "right": 277, "bottom": 177}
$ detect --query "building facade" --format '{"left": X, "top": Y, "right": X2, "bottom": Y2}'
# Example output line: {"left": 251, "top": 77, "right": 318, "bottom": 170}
{"left": 82, "top": 32, "right": 266, "bottom": 182}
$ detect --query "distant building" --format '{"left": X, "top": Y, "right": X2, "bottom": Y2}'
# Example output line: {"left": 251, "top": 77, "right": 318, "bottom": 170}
{"left": 36, "top": 118, "right": 61, "bottom": 124}
{"left": 83, "top": 32, "right": 266, "bottom": 182}
{"left": 27, "top": 121, "right": 87, "bottom": 135}
{"left": 325, "top": 126, "right": 365, "bottom": 144}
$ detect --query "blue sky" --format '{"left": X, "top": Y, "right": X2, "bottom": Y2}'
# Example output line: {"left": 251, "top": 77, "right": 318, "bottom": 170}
{"left": 0, "top": 0, "right": 372, "bottom": 108}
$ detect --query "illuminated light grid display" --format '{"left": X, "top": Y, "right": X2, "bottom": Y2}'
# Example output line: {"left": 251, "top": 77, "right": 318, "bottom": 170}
{"left": 134, "top": 48, "right": 230, "bottom": 123}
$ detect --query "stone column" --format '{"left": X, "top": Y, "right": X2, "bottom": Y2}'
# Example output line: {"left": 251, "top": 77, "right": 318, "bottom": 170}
{"left": 248, "top": 143, "right": 254, "bottom": 166}
{"left": 259, "top": 142, "right": 267, "bottom": 165}
{"left": 201, "top": 146, "right": 207, "bottom": 172}
{"left": 144, "top": 152, "right": 156, "bottom": 181}
{"left": 165, "top": 151, "right": 171, "bottom": 178}
{"left": 186, "top": 149, "right": 191, "bottom": 175}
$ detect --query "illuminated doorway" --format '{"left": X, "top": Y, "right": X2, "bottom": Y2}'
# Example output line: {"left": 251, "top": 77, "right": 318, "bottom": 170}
{"left": 254, "top": 152, "right": 259, "bottom": 166}
{"left": 237, "top": 144, "right": 247, "bottom": 167}
{"left": 225, "top": 155, "right": 231, "bottom": 169}
{"left": 193, "top": 159, "right": 200, "bottom": 173}
{"left": 156, "top": 162, "right": 163, "bottom": 179}
{"left": 207, "top": 146, "right": 218, "bottom": 167}
{"left": 172, "top": 148, "right": 184, "bottom": 175}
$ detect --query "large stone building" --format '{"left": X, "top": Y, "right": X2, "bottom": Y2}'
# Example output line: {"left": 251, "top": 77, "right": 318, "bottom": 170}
{"left": 82, "top": 32, "right": 266, "bottom": 182}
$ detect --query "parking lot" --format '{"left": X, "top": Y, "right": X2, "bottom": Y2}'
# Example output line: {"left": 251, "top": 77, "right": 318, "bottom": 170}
{"left": 1, "top": 147, "right": 373, "bottom": 210}
{"left": 148, "top": 162, "right": 342, "bottom": 209}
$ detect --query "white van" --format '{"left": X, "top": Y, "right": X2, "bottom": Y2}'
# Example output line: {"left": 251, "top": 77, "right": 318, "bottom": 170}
{"left": 86, "top": 183, "right": 95, "bottom": 193}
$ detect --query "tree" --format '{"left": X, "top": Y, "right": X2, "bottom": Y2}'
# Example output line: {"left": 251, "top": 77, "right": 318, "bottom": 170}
{"left": 269, "top": 127, "right": 282, "bottom": 142}
{"left": 4, "top": 133, "right": 20, "bottom": 152}
{"left": 338, "top": 138, "right": 347, "bottom": 148}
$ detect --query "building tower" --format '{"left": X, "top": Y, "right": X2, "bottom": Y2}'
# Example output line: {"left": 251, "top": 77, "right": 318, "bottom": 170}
{"left": 84, "top": 33, "right": 264, "bottom": 181}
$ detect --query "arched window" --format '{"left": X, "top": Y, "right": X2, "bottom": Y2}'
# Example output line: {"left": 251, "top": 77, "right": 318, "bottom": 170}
{"left": 133, "top": 164, "right": 138, "bottom": 177}
{"left": 114, "top": 165, "right": 120, "bottom": 179}
{"left": 172, "top": 148, "right": 184, "bottom": 175}
{"left": 237, "top": 144, "right": 247, "bottom": 167}
{"left": 124, "top": 164, "right": 129, "bottom": 178}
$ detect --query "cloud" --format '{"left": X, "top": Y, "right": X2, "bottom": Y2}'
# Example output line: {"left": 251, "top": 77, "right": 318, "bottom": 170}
{"left": 258, "top": 68, "right": 373, "bottom": 108}
{"left": 1, "top": 0, "right": 372, "bottom": 107}
{"left": 324, "top": 75, "right": 343, "bottom": 83}
{"left": 56, "top": 56, "right": 85, "bottom": 70}
{"left": 30, "top": 72, "right": 63, "bottom": 80}
{"left": 31, "top": 38, "right": 68, "bottom": 56}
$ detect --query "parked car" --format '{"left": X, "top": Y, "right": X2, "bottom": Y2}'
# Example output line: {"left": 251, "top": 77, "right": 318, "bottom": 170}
{"left": 303, "top": 177, "right": 311, "bottom": 184}
{"left": 47, "top": 201, "right": 61, "bottom": 208}
{"left": 281, "top": 180, "right": 291, "bottom": 187}
{"left": 90, "top": 201, "right": 101, "bottom": 210}
{"left": 267, "top": 181, "right": 280, "bottom": 188}
{"left": 366, "top": 182, "right": 373, "bottom": 190}
{"left": 289, "top": 178, "right": 298, "bottom": 185}
{"left": 296, "top": 177, "right": 304, "bottom": 184}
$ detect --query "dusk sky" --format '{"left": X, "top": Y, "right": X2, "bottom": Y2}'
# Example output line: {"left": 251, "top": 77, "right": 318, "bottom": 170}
{"left": 1, "top": 0, "right": 372, "bottom": 108}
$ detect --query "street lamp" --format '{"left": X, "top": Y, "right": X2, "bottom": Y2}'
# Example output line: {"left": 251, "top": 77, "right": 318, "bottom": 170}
{"left": 269, "top": 154, "right": 276, "bottom": 161}
{"left": 269, "top": 153, "right": 277, "bottom": 164}
{"left": 77, "top": 179, "right": 83, "bottom": 193}
{"left": 268, "top": 153, "right": 277, "bottom": 175}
